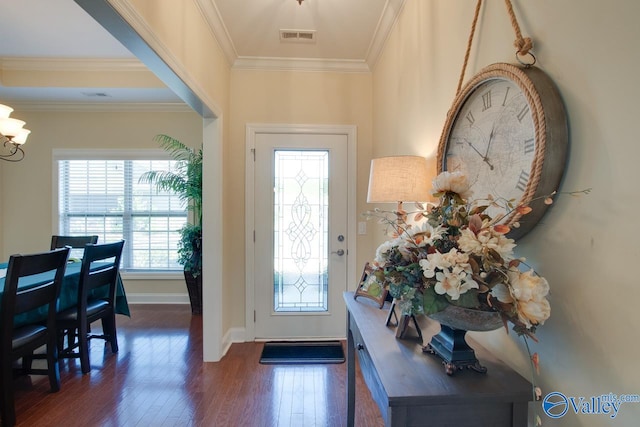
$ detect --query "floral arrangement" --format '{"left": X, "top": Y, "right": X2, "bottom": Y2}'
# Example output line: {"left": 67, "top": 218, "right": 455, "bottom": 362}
{"left": 364, "top": 170, "right": 552, "bottom": 338}
{"left": 364, "top": 173, "right": 589, "bottom": 426}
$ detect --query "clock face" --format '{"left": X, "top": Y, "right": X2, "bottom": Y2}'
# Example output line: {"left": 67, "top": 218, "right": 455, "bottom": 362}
{"left": 438, "top": 63, "right": 568, "bottom": 239}
{"left": 444, "top": 78, "right": 535, "bottom": 219}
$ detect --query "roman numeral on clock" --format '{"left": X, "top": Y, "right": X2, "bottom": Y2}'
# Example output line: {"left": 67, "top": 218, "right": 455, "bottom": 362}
{"left": 502, "top": 86, "right": 510, "bottom": 106}
{"left": 516, "top": 170, "right": 530, "bottom": 192}
{"left": 517, "top": 104, "right": 530, "bottom": 123}
{"left": 524, "top": 138, "right": 535, "bottom": 154}
{"left": 482, "top": 91, "right": 492, "bottom": 111}
{"left": 466, "top": 111, "right": 475, "bottom": 125}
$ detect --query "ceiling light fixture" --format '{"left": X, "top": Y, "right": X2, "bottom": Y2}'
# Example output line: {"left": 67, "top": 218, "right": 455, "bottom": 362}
{"left": 296, "top": 0, "right": 304, "bottom": 4}
{"left": 0, "top": 103, "right": 30, "bottom": 162}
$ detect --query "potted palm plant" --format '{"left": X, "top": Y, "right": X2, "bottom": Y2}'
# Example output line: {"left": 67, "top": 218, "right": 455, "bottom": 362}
{"left": 139, "top": 134, "right": 203, "bottom": 314}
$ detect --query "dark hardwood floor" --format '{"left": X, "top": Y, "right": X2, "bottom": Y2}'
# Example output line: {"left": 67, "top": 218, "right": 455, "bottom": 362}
{"left": 7, "top": 304, "right": 384, "bottom": 427}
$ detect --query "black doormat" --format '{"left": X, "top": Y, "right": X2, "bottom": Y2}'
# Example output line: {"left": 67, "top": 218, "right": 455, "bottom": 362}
{"left": 259, "top": 341, "right": 345, "bottom": 365}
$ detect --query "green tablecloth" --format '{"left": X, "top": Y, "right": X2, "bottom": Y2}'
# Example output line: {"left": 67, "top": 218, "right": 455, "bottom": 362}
{"left": 0, "top": 261, "right": 130, "bottom": 328}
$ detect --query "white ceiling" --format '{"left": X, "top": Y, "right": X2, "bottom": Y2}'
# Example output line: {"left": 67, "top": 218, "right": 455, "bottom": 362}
{"left": 0, "top": 0, "right": 404, "bottom": 108}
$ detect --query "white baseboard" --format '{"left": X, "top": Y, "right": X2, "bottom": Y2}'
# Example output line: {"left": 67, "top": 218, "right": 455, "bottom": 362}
{"left": 221, "top": 327, "right": 247, "bottom": 357}
{"left": 126, "top": 293, "right": 190, "bottom": 305}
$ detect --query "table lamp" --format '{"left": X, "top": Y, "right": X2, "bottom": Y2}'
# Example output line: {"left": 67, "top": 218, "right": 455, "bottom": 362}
{"left": 367, "top": 155, "right": 434, "bottom": 213}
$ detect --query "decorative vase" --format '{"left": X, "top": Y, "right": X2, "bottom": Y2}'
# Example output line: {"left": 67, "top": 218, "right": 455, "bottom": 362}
{"left": 423, "top": 305, "right": 503, "bottom": 375}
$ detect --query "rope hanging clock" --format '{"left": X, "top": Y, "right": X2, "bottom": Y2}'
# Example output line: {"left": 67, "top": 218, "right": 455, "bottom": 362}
{"left": 437, "top": 0, "right": 568, "bottom": 240}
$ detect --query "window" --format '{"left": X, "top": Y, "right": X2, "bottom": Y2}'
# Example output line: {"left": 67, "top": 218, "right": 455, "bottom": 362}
{"left": 56, "top": 152, "right": 187, "bottom": 272}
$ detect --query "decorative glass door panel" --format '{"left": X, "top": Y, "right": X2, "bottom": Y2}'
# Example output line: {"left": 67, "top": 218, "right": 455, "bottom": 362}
{"left": 274, "top": 150, "right": 329, "bottom": 312}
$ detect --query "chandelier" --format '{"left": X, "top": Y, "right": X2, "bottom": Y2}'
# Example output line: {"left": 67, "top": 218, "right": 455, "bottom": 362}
{"left": 0, "top": 103, "right": 30, "bottom": 162}
{"left": 296, "top": 0, "right": 303, "bottom": 4}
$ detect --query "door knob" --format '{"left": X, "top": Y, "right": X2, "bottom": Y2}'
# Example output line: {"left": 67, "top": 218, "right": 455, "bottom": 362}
{"left": 332, "top": 249, "right": 345, "bottom": 256}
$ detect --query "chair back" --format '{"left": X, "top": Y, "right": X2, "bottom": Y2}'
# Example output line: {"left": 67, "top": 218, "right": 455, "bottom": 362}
{"left": 77, "top": 241, "right": 125, "bottom": 312}
{"left": 50, "top": 235, "right": 99, "bottom": 250}
{"left": 1, "top": 248, "right": 70, "bottom": 347}
{"left": 51, "top": 235, "right": 99, "bottom": 261}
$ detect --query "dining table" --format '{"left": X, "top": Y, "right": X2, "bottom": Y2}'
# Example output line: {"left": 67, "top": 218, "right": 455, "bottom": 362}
{"left": 0, "top": 260, "right": 130, "bottom": 328}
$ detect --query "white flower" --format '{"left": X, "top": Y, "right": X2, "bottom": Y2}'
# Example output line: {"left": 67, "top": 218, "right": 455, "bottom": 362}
{"left": 458, "top": 227, "right": 516, "bottom": 260}
{"left": 431, "top": 171, "right": 473, "bottom": 200}
{"left": 518, "top": 299, "right": 551, "bottom": 327}
{"left": 491, "top": 283, "right": 514, "bottom": 303}
{"left": 419, "top": 250, "right": 451, "bottom": 278}
{"left": 457, "top": 228, "right": 484, "bottom": 254}
{"left": 480, "top": 230, "right": 516, "bottom": 260}
{"left": 429, "top": 249, "right": 478, "bottom": 300}
{"left": 507, "top": 268, "right": 549, "bottom": 302}
{"left": 374, "top": 240, "right": 395, "bottom": 264}
{"left": 434, "top": 269, "right": 463, "bottom": 299}
{"left": 407, "top": 222, "right": 445, "bottom": 247}
{"left": 434, "top": 267, "right": 478, "bottom": 300}
{"left": 507, "top": 268, "right": 551, "bottom": 327}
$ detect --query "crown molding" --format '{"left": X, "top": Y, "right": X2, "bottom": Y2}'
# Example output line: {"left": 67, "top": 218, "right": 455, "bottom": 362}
{"left": 366, "top": 0, "right": 407, "bottom": 70}
{"left": 195, "top": 0, "right": 406, "bottom": 73}
{"left": 194, "top": 0, "right": 238, "bottom": 66}
{"left": 0, "top": 57, "right": 145, "bottom": 72}
{"left": 232, "top": 56, "right": 371, "bottom": 73}
{"left": 7, "top": 101, "right": 192, "bottom": 112}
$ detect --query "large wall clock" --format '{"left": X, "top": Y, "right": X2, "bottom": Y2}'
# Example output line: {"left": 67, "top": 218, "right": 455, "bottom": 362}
{"left": 437, "top": 62, "right": 568, "bottom": 240}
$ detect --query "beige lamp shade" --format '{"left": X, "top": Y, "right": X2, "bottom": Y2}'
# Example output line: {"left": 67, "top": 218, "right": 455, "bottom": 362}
{"left": 367, "top": 156, "right": 435, "bottom": 204}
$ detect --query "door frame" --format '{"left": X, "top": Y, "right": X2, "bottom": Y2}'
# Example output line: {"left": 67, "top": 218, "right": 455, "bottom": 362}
{"left": 245, "top": 124, "right": 357, "bottom": 341}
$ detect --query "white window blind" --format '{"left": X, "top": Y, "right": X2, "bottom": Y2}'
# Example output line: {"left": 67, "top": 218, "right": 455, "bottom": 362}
{"left": 57, "top": 158, "right": 187, "bottom": 271}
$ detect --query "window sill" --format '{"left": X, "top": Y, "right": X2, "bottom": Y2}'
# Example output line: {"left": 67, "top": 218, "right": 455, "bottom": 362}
{"left": 120, "top": 271, "right": 184, "bottom": 281}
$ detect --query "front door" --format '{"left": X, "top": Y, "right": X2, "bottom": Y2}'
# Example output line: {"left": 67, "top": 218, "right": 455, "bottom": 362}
{"left": 252, "top": 130, "right": 349, "bottom": 339}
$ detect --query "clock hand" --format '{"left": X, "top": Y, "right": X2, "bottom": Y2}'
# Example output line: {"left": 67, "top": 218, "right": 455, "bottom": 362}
{"left": 482, "top": 157, "right": 494, "bottom": 170}
{"left": 465, "top": 139, "right": 484, "bottom": 158}
{"left": 465, "top": 140, "right": 494, "bottom": 170}
{"left": 484, "top": 123, "right": 497, "bottom": 158}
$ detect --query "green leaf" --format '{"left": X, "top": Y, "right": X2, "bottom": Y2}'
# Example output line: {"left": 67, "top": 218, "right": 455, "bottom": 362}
{"left": 451, "top": 290, "right": 480, "bottom": 309}
{"left": 422, "top": 287, "right": 448, "bottom": 315}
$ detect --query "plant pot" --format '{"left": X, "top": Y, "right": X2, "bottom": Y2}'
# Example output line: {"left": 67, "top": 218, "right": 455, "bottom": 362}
{"left": 428, "top": 305, "right": 503, "bottom": 332}
{"left": 424, "top": 306, "right": 503, "bottom": 375}
{"left": 184, "top": 271, "right": 202, "bottom": 315}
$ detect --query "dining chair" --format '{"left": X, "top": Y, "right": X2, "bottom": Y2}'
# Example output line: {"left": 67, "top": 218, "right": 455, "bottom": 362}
{"left": 57, "top": 240, "right": 125, "bottom": 374}
{"left": 0, "top": 247, "right": 70, "bottom": 427}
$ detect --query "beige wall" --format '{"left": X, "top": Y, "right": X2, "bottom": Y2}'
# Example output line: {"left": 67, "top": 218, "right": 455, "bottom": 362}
{"left": 228, "top": 69, "right": 374, "bottom": 329}
{"left": 373, "top": 1, "right": 640, "bottom": 426}
{"left": 0, "top": 109, "right": 202, "bottom": 297}
{"left": 119, "top": 0, "right": 231, "bottom": 358}
{"left": 124, "top": 0, "right": 230, "bottom": 115}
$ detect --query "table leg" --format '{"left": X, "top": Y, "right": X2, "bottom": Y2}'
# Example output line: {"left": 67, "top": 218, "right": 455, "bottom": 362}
{"left": 347, "top": 312, "right": 355, "bottom": 427}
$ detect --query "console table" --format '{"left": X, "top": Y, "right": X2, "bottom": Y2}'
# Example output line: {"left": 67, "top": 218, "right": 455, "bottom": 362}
{"left": 345, "top": 292, "right": 532, "bottom": 427}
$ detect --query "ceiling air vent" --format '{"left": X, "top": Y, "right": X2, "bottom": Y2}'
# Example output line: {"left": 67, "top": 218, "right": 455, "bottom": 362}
{"left": 279, "top": 29, "right": 316, "bottom": 43}
{"left": 82, "top": 92, "right": 111, "bottom": 98}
